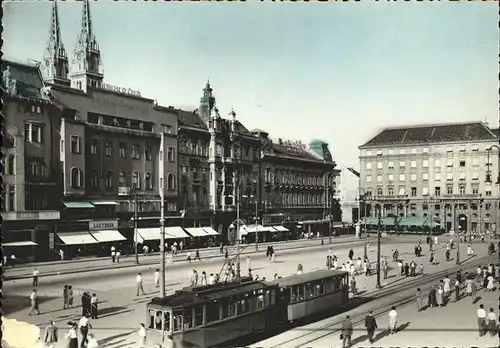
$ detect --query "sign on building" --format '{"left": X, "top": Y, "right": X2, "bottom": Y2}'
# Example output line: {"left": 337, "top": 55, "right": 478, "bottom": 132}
{"left": 89, "top": 220, "right": 119, "bottom": 230}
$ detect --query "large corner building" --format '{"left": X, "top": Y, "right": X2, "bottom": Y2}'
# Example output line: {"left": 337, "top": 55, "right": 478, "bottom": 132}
{"left": 359, "top": 121, "right": 499, "bottom": 234}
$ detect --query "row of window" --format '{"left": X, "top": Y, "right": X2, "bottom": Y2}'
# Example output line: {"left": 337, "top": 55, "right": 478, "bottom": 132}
{"left": 377, "top": 202, "right": 494, "bottom": 212}
{"left": 290, "top": 277, "right": 347, "bottom": 303}
{"left": 84, "top": 138, "right": 176, "bottom": 162}
{"left": 264, "top": 169, "right": 327, "bottom": 187}
{"left": 3, "top": 185, "right": 16, "bottom": 212}
{"left": 365, "top": 144, "right": 486, "bottom": 157}
{"left": 25, "top": 123, "right": 43, "bottom": 143}
{"left": 366, "top": 157, "right": 492, "bottom": 170}
{"left": 70, "top": 167, "right": 177, "bottom": 191}
{"left": 366, "top": 171, "right": 483, "bottom": 183}
{"left": 147, "top": 289, "right": 275, "bottom": 332}
{"left": 368, "top": 184, "right": 492, "bottom": 197}
{"left": 278, "top": 193, "right": 327, "bottom": 206}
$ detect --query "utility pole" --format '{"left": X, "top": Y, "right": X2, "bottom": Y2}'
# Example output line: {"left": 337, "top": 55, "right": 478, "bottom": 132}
{"left": 236, "top": 179, "right": 241, "bottom": 277}
{"left": 159, "top": 132, "right": 166, "bottom": 298}
{"left": 454, "top": 203, "right": 460, "bottom": 265}
{"left": 134, "top": 191, "right": 139, "bottom": 264}
{"left": 254, "top": 198, "right": 259, "bottom": 251}
{"left": 376, "top": 205, "right": 382, "bottom": 289}
{"left": 327, "top": 173, "right": 332, "bottom": 244}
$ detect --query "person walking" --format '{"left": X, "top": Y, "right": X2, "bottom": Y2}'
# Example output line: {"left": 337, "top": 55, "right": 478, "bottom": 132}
{"left": 194, "top": 249, "right": 201, "bottom": 261}
{"left": 486, "top": 274, "right": 495, "bottom": 292}
{"left": 428, "top": 286, "right": 437, "bottom": 308}
{"left": 29, "top": 289, "right": 40, "bottom": 315}
{"left": 67, "top": 285, "right": 74, "bottom": 308}
{"left": 44, "top": 320, "right": 58, "bottom": 348}
{"left": 78, "top": 314, "right": 91, "bottom": 348}
{"left": 200, "top": 271, "right": 207, "bottom": 285}
{"left": 33, "top": 268, "right": 40, "bottom": 286}
{"left": 398, "top": 261, "right": 404, "bottom": 276}
{"left": 116, "top": 250, "right": 121, "bottom": 263}
{"left": 477, "top": 304, "right": 487, "bottom": 337}
{"left": 348, "top": 249, "right": 354, "bottom": 261}
{"left": 66, "top": 322, "right": 78, "bottom": 348}
{"left": 136, "top": 273, "right": 145, "bottom": 296}
{"left": 471, "top": 278, "right": 478, "bottom": 302}
{"left": 90, "top": 293, "right": 98, "bottom": 319}
{"left": 443, "top": 275, "right": 451, "bottom": 297}
{"left": 388, "top": 306, "right": 398, "bottom": 334}
{"left": 436, "top": 285, "right": 443, "bottom": 307}
{"left": 187, "top": 251, "right": 192, "bottom": 263}
{"left": 138, "top": 323, "right": 147, "bottom": 348}
{"left": 454, "top": 279, "right": 461, "bottom": 302}
{"left": 63, "top": 285, "right": 69, "bottom": 309}
{"left": 341, "top": 315, "right": 353, "bottom": 348}
{"left": 364, "top": 310, "right": 378, "bottom": 344}
{"left": 383, "top": 262, "right": 389, "bottom": 280}
{"left": 415, "top": 288, "right": 424, "bottom": 312}
{"left": 487, "top": 308, "right": 498, "bottom": 336}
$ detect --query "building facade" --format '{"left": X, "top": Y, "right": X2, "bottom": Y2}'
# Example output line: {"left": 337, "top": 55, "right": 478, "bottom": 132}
{"left": 2, "top": 60, "right": 61, "bottom": 260}
{"left": 359, "top": 121, "right": 499, "bottom": 234}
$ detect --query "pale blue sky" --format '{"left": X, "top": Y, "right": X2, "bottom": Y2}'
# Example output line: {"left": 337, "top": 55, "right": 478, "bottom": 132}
{"left": 3, "top": 1, "right": 499, "bottom": 195}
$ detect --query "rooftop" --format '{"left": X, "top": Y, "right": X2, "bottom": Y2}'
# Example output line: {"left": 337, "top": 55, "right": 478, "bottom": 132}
{"left": 2, "top": 59, "right": 45, "bottom": 100}
{"left": 360, "top": 121, "right": 497, "bottom": 148}
{"left": 178, "top": 109, "right": 207, "bottom": 130}
{"left": 268, "top": 269, "right": 348, "bottom": 287}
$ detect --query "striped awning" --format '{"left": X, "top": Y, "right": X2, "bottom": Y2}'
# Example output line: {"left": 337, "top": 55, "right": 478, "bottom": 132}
{"left": 57, "top": 232, "right": 98, "bottom": 245}
{"left": 185, "top": 227, "right": 208, "bottom": 237}
{"left": 202, "top": 227, "right": 219, "bottom": 236}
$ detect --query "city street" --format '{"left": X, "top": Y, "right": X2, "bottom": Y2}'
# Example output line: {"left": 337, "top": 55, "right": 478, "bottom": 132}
{"left": 3, "top": 238, "right": 494, "bottom": 348}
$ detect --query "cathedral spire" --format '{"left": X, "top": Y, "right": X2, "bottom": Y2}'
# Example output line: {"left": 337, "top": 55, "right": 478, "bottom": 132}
{"left": 70, "top": 0, "right": 103, "bottom": 91}
{"left": 199, "top": 80, "right": 216, "bottom": 124}
{"left": 42, "top": 0, "right": 70, "bottom": 87}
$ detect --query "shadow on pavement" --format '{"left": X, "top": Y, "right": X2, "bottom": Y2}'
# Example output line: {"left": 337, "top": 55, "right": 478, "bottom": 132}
{"left": 2, "top": 294, "right": 59, "bottom": 316}
{"left": 350, "top": 333, "right": 369, "bottom": 346}
{"left": 97, "top": 330, "right": 136, "bottom": 347}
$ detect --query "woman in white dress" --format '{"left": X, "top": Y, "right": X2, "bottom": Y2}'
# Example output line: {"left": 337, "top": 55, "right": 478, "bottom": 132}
{"left": 465, "top": 278, "right": 473, "bottom": 296}
{"left": 443, "top": 276, "right": 451, "bottom": 296}
{"left": 388, "top": 306, "right": 398, "bottom": 334}
{"left": 436, "top": 286, "right": 443, "bottom": 307}
{"left": 486, "top": 275, "right": 495, "bottom": 291}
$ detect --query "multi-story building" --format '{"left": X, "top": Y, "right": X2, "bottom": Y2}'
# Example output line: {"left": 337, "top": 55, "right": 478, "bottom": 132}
{"left": 39, "top": 0, "right": 180, "bottom": 255}
{"left": 359, "top": 121, "right": 499, "bottom": 234}
{"left": 2, "top": 59, "right": 61, "bottom": 260}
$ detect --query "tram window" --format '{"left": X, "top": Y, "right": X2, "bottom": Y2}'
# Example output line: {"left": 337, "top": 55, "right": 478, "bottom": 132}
{"left": 194, "top": 306, "right": 203, "bottom": 327}
{"left": 154, "top": 312, "right": 163, "bottom": 330}
{"left": 256, "top": 295, "right": 265, "bottom": 309}
{"left": 315, "top": 282, "right": 324, "bottom": 296}
{"left": 290, "top": 287, "right": 298, "bottom": 303}
{"left": 305, "top": 283, "right": 315, "bottom": 298}
{"left": 228, "top": 300, "right": 237, "bottom": 317}
{"left": 325, "top": 279, "right": 335, "bottom": 293}
{"left": 297, "top": 285, "right": 305, "bottom": 301}
{"left": 238, "top": 299, "right": 249, "bottom": 314}
{"left": 183, "top": 307, "right": 193, "bottom": 329}
{"left": 148, "top": 310, "right": 156, "bottom": 329}
{"left": 221, "top": 300, "right": 230, "bottom": 319}
{"left": 206, "top": 301, "right": 220, "bottom": 323}
{"left": 163, "top": 311, "right": 170, "bottom": 332}
{"left": 264, "top": 290, "right": 270, "bottom": 306}
{"left": 173, "top": 315, "right": 183, "bottom": 332}
{"left": 270, "top": 289, "right": 276, "bottom": 305}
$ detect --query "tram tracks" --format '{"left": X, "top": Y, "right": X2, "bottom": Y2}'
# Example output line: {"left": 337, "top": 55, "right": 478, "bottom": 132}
{"left": 263, "top": 254, "right": 496, "bottom": 348}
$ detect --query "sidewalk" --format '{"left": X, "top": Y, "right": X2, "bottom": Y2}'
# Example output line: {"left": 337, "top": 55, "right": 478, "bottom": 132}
{"left": 4, "top": 235, "right": 369, "bottom": 280}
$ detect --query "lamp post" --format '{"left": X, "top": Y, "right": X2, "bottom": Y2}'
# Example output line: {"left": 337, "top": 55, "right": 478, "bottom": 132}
{"left": 376, "top": 204, "right": 382, "bottom": 289}
{"left": 159, "top": 132, "right": 166, "bottom": 298}
{"left": 133, "top": 191, "right": 139, "bottom": 264}
{"left": 454, "top": 203, "right": 460, "bottom": 265}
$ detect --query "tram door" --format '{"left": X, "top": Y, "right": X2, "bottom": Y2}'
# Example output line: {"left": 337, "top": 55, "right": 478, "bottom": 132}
{"left": 163, "top": 308, "right": 173, "bottom": 333}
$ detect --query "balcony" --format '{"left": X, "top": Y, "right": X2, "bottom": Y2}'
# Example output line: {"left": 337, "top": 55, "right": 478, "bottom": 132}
{"left": 442, "top": 194, "right": 481, "bottom": 199}
{"left": 118, "top": 186, "right": 131, "bottom": 196}
{"left": 2, "top": 210, "right": 60, "bottom": 221}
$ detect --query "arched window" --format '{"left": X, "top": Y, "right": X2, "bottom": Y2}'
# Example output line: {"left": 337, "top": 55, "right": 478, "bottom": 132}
{"left": 119, "top": 171, "right": 127, "bottom": 187}
{"left": 91, "top": 170, "right": 99, "bottom": 188}
{"left": 132, "top": 171, "right": 140, "bottom": 190}
{"left": 7, "top": 155, "right": 15, "bottom": 175}
{"left": 70, "top": 167, "right": 82, "bottom": 188}
{"left": 377, "top": 187, "right": 383, "bottom": 196}
{"left": 145, "top": 172, "right": 152, "bottom": 190}
{"left": 459, "top": 185, "right": 466, "bottom": 195}
{"left": 105, "top": 171, "right": 113, "bottom": 189}
{"left": 388, "top": 187, "right": 394, "bottom": 195}
{"left": 167, "top": 173, "right": 175, "bottom": 191}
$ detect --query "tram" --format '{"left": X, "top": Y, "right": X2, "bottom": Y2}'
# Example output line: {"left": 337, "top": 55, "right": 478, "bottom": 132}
{"left": 145, "top": 270, "right": 349, "bottom": 348}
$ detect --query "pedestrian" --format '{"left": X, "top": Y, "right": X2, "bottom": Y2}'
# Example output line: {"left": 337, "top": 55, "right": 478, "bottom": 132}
{"left": 348, "top": 249, "right": 354, "bottom": 261}
{"left": 201, "top": 271, "right": 207, "bottom": 285}
{"left": 340, "top": 315, "right": 353, "bottom": 348}
{"left": 383, "top": 262, "right": 389, "bottom": 280}
{"left": 111, "top": 249, "right": 116, "bottom": 263}
{"left": 436, "top": 285, "right": 443, "bottom": 307}
{"left": 187, "top": 251, "right": 192, "bottom": 263}
{"left": 90, "top": 293, "right": 98, "bottom": 319}
{"left": 44, "top": 320, "right": 58, "bottom": 348}
{"left": 419, "top": 263, "right": 424, "bottom": 276}
{"left": 350, "top": 277, "right": 357, "bottom": 295}
{"left": 388, "top": 306, "right": 398, "bottom": 334}
{"left": 179, "top": 240, "right": 183, "bottom": 252}
{"left": 364, "top": 310, "right": 378, "bottom": 344}
{"left": 191, "top": 269, "right": 199, "bottom": 286}
{"left": 246, "top": 256, "right": 251, "bottom": 273}
{"left": 471, "top": 278, "right": 478, "bottom": 302}
{"left": 194, "top": 249, "right": 201, "bottom": 261}
{"left": 415, "top": 288, "right": 423, "bottom": 312}
{"left": 59, "top": 249, "right": 64, "bottom": 261}
{"left": 487, "top": 308, "right": 498, "bottom": 336}
{"left": 428, "top": 286, "right": 437, "bottom": 308}
{"left": 81, "top": 292, "right": 88, "bottom": 317}
{"left": 63, "top": 285, "right": 69, "bottom": 309}
{"left": 138, "top": 323, "right": 147, "bottom": 348}
{"left": 477, "top": 304, "right": 486, "bottom": 337}
{"left": 486, "top": 274, "right": 495, "bottom": 292}
{"left": 443, "top": 275, "right": 451, "bottom": 296}
{"left": 29, "top": 289, "right": 40, "bottom": 315}
{"left": 454, "top": 279, "right": 461, "bottom": 301}
{"left": 466, "top": 278, "right": 473, "bottom": 297}
{"left": 208, "top": 273, "right": 214, "bottom": 285}
{"left": 68, "top": 285, "right": 74, "bottom": 308}
{"left": 410, "top": 261, "right": 416, "bottom": 277}
{"left": 116, "top": 250, "right": 121, "bottom": 263}
{"left": 136, "top": 273, "right": 145, "bottom": 296}
{"left": 404, "top": 263, "right": 410, "bottom": 277}
{"left": 224, "top": 248, "right": 229, "bottom": 260}
{"left": 398, "top": 261, "right": 403, "bottom": 276}
{"left": 78, "top": 314, "right": 91, "bottom": 348}
{"left": 86, "top": 333, "right": 99, "bottom": 348}
{"left": 155, "top": 269, "right": 160, "bottom": 287}
{"left": 66, "top": 322, "right": 78, "bottom": 348}
{"left": 33, "top": 268, "right": 40, "bottom": 286}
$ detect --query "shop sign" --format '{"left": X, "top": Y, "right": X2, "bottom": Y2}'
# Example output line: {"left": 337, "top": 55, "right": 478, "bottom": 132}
{"left": 48, "top": 233, "right": 55, "bottom": 250}
{"left": 89, "top": 220, "right": 118, "bottom": 230}
{"left": 101, "top": 83, "right": 141, "bottom": 97}
{"left": 2, "top": 211, "right": 60, "bottom": 221}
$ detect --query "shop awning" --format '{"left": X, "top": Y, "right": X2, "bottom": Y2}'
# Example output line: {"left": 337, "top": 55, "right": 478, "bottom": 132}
{"left": 134, "top": 230, "right": 145, "bottom": 244}
{"left": 57, "top": 232, "right": 98, "bottom": 245}
{"left": 185, "top": 227, "right": 208, "bottom": 237}
{"left": 243, "top": 225, "right": 271, "bottom": 233}
{"left": 91, "top": 201, "right": 119, "bottom": 206}
{"left": 399, "top": 216, "right": 428, "bottom": 227}
{"left": 63, "top": 201, "right": 95, "bottom": 209}
{"left": 361, "top": 217, "right": 399, "bottom": 226}
{"left": 202, "top": 227, "right": 219, "bottom": 236}
{"left": 2, "top": 241, "right": 38, "bottom": 247}
{"left": 164, "top": 226, "right": 190, "bottom": 239}
{"left": 137, "top": 228, "right": 161, "bottom": 241}
{"left": 90, "top": 230, "right": 126, "bottom": 243}
{"left": 271, "top": 225, "right": 289, "bottom": 232}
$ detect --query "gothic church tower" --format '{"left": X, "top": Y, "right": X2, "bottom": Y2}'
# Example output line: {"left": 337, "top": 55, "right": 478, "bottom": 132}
{"left": 42, "top": 0, "right": 70, "bottom": 87}
{"left": 69, "top": 0, "right": 103, "bottom": 91}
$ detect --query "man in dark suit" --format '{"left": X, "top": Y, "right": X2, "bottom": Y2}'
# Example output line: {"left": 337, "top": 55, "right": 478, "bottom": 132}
{"left": 341, "top": 315, "right": 353, "bottom": 348}
{"left": 364, "top": 310, "right": 378, "bottom": 343}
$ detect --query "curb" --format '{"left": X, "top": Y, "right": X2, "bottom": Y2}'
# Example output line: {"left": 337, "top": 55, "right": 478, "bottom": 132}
{"left": 5, "top": 238, "right": 371, "bottom": 281}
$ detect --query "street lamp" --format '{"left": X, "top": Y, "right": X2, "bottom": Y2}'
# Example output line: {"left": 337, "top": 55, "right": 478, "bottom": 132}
{"left": 376, "top": 204, "right": 382, "bottom": 289}
{"left": 132, "top": 190, "right": 140, "bottom": 264}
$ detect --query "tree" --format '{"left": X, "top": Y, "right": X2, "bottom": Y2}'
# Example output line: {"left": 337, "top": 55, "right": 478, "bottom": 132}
{"left": 330, "top": 198, "right": 343, "bottom": 222}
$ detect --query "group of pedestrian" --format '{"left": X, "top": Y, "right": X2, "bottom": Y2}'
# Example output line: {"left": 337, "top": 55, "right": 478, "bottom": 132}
{"left": 81, "top": 292, "right": 98, "bottom": 319}
{"left": 64, "top": 316, "right": 99, "bottom": 348}
{"left": 186, "top": 249, "right": 201, "bottom": 263}
{"left": 477, "top": 304, "right": 498, "bottom": 337}
{"left": 110, "top": 246, "right": 122, "bottom": 263}
{"left": 63, "top": 285, "right": 75, "bottom": 309}
{"left": 397, "top": 260, "right": 420, "bottom": 277}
